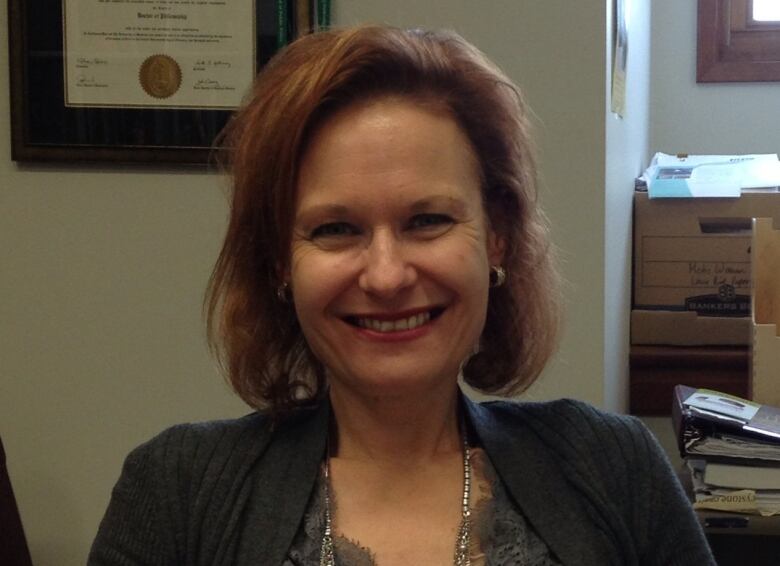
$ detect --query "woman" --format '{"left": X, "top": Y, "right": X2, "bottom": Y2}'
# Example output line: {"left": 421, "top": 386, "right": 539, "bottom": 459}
{"left": 90, "top": 26, "right": 714, "bottom": 565}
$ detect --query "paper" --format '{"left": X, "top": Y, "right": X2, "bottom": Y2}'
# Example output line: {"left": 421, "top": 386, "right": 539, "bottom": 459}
{"left": 610, "top": 0, "right": 627, "bottom": 117}
{"left": 685, "top": 389, "right": 760, "bottom": 421}
{"left": 693, "top": 490, "right": 761, "bottom": 514}
{"left": 684, "top": 433, "right": 780, "bottom": 462}
{"left": 641, "top": 153, "right": 780, "bottom": 198}
{"left": 63, "top": 0, "right": 256, "bottom": 109}
{"left": 688, "top": 460, "right": 780, "bottom": 516}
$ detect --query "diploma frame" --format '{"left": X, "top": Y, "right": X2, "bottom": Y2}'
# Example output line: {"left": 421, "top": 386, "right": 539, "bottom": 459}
{"left": 8, "top": 1, "right": 306, "bottom": 165}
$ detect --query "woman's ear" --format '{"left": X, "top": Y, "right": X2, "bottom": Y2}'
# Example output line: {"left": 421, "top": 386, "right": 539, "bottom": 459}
{"left": 487, "top": 229, "right": 507, "bottom": 266}
{"left": 275, "top": 261, "right": 291, "bottom": 286}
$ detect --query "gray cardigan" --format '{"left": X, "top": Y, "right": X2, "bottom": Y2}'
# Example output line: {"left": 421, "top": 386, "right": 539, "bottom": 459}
{"left": 89, "top": 397, "right": 715, "bottom": 565}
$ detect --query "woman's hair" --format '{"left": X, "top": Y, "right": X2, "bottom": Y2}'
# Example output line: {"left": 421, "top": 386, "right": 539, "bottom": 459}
{"left": 207, "top": 25, "right": 561, "bottom": 414}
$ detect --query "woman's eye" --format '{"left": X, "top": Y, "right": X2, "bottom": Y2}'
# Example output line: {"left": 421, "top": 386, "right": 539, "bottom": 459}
{"left": 310, "top": 222, "right": 358, "bottom": 239}
{"left": 408, "top": 214, "right": 453, "bottom": 230}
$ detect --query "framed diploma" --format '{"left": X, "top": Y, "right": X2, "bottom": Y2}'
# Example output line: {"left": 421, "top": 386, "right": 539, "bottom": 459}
{"left": 8, "top": 0, "right": 318, "bottom": 164}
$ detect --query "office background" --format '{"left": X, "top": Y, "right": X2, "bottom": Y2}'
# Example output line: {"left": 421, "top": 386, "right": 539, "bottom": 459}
{"left": 2, "top": 1, "right": 780, "bottom": 563}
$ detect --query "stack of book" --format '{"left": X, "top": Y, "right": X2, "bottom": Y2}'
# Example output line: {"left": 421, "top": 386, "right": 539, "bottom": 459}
{"left": 672, "top": 384, "right": 780, "bottom": 516}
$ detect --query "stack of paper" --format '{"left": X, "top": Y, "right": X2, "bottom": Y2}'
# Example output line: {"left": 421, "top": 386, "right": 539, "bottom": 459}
{"left": 686, "top": 460, "right": 780, "bottom": 516}
{"left": 641, "top": 153, "right": 780, "bottom": 198}
{"left": 673, "top": 385, "right": 780, "bottom": 516}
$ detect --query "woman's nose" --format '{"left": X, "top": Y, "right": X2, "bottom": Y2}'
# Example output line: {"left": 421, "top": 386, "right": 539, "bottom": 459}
{"left": 358, "top": 230, "right": 416, "bottom": 298}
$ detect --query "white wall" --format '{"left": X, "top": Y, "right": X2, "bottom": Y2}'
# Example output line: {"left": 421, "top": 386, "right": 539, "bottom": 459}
{"left": 651, "top": 0, "right": 780, "bottom": 154}
{"left": 0, "top": 2, "right": 623, "bottom": 563}
{"left": 604, "top": 0, "right": 651, "bottom": 411}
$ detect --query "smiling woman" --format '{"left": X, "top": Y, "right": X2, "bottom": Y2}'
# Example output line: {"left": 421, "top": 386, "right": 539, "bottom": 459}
{"left": 89, "top": 25, "right": 716, "bottom": 566}
{"left": 206, "top": 25, "right": 561, "bottom": 415}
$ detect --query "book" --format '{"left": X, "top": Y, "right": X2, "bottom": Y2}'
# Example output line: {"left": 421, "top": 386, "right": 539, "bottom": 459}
{"left": 704, "top": 461, "right": 780, "bottom": 490}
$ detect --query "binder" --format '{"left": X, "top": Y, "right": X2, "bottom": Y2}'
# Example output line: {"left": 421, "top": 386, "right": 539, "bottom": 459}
{"left": 672, "top": 384, "right": 780, "bottom": 464}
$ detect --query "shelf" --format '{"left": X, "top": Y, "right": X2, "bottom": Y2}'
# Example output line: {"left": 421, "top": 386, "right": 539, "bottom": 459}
{"left": 629, "top": 345, "right": 749, "bottom": 416}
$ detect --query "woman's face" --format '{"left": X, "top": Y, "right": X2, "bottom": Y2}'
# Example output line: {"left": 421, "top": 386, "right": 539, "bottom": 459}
{"left": 290, "top": 97, "right": 503, "bottom": 399}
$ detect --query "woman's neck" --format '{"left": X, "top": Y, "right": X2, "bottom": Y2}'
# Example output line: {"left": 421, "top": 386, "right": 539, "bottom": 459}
{"left": 328, "top": 381, "right": 462, "bottom": 466}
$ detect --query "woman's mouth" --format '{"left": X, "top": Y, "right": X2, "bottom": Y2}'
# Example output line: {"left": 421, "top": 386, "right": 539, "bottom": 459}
{"left": 345, "top": 308, "right": 445, "bottom": 333}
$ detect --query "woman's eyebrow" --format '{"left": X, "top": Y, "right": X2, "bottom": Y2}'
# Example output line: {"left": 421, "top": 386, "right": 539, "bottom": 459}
{"left": 295, "top": 196, "right": 470, "bottom": 223}
{"left": 409, "top": 195, "right": 469, "bottom": 214}
{"left": 295, "top": 203, "right": 350, "bottom": 221}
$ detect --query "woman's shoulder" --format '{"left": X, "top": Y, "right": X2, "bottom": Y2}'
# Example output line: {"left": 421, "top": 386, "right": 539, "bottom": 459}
{"left": 130, "top": 411, "right": 272, "bottom": 463}
{"left": 476, "top": 397, "right": 645, "bottom": 433}
{"left": 471, "top": 397, "right": 655, "bottom": 465}
{"left": 91, "top": 404, "right": 328, "bottom": 564}
{"left": 108, "top": 412, "right": 276, "bottom": 510}
{"left": 124, "top": 402, "right": 329, "bottom": 485}
{"left": 90, "top": 412, "right": 275, "bottom": 563}
{"left": 130, "top": 402, "right": 327, "bottom": 467}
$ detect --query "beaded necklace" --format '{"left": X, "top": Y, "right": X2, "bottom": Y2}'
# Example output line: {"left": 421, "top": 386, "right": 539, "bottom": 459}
{"left": 319, "top": 426, "right": 472, "bottom": 565}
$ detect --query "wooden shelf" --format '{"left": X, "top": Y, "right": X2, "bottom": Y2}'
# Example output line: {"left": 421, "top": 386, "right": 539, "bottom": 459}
{"left": 629, "top": 345, "right": 749, "bottom": 415}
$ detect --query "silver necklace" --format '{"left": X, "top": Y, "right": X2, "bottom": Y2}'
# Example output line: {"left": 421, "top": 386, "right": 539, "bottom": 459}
{"left": 319, "top": 428, "right": 472, "bottom": 566}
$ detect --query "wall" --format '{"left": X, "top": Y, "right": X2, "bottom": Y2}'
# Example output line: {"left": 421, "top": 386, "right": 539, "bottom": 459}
{"left": 1, "top": 2, "right": 618, "bottom": 564}
{"left": 604, "top": 0, "right": 651, "bottom": 411}
{"left": 650, "top": 0, "right": 780, "bottom": 154}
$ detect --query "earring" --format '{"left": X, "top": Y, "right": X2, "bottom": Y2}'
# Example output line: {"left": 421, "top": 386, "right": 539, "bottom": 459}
{"left": 276, "top": 282, "right": 291, "bottom": 302}
{"left": 490, "top": 265, "right": 507, "bottom": 288}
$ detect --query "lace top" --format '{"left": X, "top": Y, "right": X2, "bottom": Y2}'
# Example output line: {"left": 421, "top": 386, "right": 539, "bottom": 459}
{"left": 282, "top": 448, "right": 561, "bottom": 565}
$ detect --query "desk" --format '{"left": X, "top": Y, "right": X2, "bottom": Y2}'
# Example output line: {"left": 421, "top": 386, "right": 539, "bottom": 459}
{"left": 697, "top": 510, "right": 780, "bottom": 565}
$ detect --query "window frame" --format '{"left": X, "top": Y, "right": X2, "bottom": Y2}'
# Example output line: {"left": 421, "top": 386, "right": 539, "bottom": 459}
{"left": 697, "top": 0, "right": 780, "bottom": 82}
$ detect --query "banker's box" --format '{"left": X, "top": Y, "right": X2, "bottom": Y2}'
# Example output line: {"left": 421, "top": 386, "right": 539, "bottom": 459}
{"left": 751, "top": 218, "right": 780, "bottom": 405}
{"left": 632, "top": 190, "right": 780, "bottom": 346}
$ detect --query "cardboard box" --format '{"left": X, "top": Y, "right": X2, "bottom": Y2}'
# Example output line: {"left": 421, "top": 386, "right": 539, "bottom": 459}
{"left": 632, "top": 190, "right": 780, "bottom": 345}
{"left": 751, "top": 218, "right": 780, "bottom": 405}
{"left": 630, "top": 310, "right": 750, "bottom": 346}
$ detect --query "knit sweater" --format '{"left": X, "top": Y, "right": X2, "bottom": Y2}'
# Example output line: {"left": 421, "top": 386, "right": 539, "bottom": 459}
{"left": 88, "top": 396, "right": 715, "bottom": 566}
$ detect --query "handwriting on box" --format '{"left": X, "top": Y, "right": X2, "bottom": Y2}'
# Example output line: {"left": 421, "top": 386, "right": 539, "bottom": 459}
{"left": 687, "top": 262, "right": 750, "bottom": 288}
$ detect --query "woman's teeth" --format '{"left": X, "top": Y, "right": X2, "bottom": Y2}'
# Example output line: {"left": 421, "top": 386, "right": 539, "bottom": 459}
{"left": 356, "top": 311, "right": 431, "bottom": 332}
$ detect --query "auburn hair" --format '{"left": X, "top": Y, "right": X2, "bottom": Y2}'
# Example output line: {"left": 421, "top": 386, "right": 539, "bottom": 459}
{"left": 207, "top": 25, "right": 561, "bottom": 414}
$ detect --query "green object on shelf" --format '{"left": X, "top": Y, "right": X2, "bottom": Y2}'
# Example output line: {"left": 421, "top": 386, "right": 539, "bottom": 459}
{"left": 318, "top": 0, "right": 331, "bottom": 29}
{"left": 278, "top": 0, "right": 289, "bottom": 47}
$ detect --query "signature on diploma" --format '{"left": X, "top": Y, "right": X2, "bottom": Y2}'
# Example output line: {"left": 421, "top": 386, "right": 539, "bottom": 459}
{"left": 193, "top": 60, "right": 232, "bottom": 71}
{"left": 76, "top": 75, "right": 108, "bottom": 88}
{"left": 194, "top": 78, "right": 236, "bottom": 91}
{"left": 75, "top": 57, "right": 109, "bottom": 69}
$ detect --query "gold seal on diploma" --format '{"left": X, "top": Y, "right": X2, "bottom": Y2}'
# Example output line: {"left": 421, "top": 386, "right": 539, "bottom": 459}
{"left": 139, "top": 54, "right": 182, "bottom": 99}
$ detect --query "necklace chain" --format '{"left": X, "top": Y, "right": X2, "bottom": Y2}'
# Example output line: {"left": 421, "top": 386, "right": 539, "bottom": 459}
{"left": 319, "top": 426, "right": 472, "bottom": 566}
{"left": 319, "top": 459, "right": 335, "bottom": 566}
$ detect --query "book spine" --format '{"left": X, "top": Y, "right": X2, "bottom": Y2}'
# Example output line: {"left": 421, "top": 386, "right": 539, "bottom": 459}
{"left": 318, "top": 0, "right": 330, "bottom": 29}
{"left": 277, "top": 0, "right": 289, "bottom": 47}
{"left": 671, "top": 384, "right": 693, "bottom": 459}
